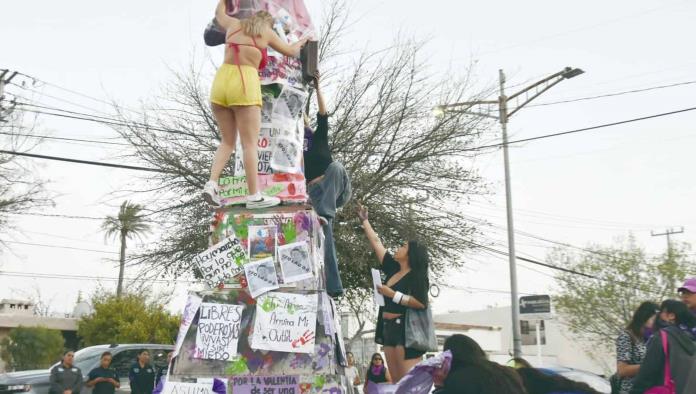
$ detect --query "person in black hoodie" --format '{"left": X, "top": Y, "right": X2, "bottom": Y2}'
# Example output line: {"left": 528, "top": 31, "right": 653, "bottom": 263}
{"left": 629, "top": 300, "right": 696, "bottom": 394}
{"left": 434, "top": 334, "right": 527, "bottom": 394}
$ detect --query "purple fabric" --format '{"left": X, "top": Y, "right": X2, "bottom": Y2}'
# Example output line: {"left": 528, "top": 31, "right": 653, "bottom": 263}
{"left": 367, "top": 351, "right": 452, "bottom": 394}
{"left": 371, "top": 364, "right": 385, "bottom": 376}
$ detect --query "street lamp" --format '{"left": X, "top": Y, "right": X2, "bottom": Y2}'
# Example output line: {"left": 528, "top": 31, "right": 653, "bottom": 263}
{"left": 437, "top": 66, "right": 584, "bottom": 358}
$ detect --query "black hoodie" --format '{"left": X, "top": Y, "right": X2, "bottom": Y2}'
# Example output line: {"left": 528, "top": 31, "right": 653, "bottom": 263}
{"left": 629, "top": 325, "right": 696, "bottom": 394}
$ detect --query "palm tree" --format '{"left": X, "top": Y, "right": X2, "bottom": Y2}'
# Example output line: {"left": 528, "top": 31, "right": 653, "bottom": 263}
{"left": 102, "top": 201, "right": 151, "bottom": 297}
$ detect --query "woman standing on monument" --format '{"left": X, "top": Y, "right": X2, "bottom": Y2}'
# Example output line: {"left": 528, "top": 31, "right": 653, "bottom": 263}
{"left": 203, "top": 0, "right": 307, "bottom": 209}
{"left": 357, "top": 203, "right": 431, "bottom": 382}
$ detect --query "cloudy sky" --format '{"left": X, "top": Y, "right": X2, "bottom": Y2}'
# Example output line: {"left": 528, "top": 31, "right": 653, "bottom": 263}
{"left": 1, "top": 0, "right": 695, "bottom": 317}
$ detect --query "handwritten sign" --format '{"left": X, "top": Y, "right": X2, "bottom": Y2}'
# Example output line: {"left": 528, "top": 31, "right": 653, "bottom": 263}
{"left": 193, "top": 235, "right": 247, "bottom": 287}
{"left": 161, "top": 382, "right": 213, "bottom": 394}
{"left": 229, "top": 376, "right": 299, "bottom": 394}
{"left": 194, "top": 303, "right": 244, "bottom": 360}
{"left": 244, "top": 257, "right": 279, "bottom": 298}
{"left": 278, "top": 241, "right": 313, "bottom": 283}
{"left": 251, "top": 292, "right": 318, "bottom": 354}
{"left": 173, "top": 294, "right": 202, "bottom": 358}
{"left": 271, "top": 137, "right": 302, "bottom": 174}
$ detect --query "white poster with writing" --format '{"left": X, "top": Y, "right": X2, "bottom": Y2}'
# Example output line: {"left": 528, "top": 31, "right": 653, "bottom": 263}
{"left": 161, "top": 382, "right": 213, "bottom": 394}
{"left": 192, "top": 235, "right": 247, "bottom": 287}
{"left": 371, "top": 268, "right": 385, "bottom": 306}
{"left": 173, "top": 294, "right": 202, "bottom": 358}
{"left": 277, "top": 241, "right": 313, "bottom": 283}
{"left": 244, "top": 257, "right": 280, "bottom": 298}
{"left": 251, "top": 292, "right": 318, "bottom": 354}
{"left": 194, "top": 303, "right": 244, "bottom": 361}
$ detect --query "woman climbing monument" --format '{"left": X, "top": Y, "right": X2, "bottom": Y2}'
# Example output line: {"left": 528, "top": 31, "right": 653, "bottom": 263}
{"left": 204, "top": 0, "right": 308, "bottom": 209}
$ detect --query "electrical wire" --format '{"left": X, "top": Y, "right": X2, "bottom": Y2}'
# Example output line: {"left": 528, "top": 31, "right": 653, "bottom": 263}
{"left": 0, "top": 149, "right": 167, "bottom": 173}
{"left": 527, "top": 80, "right": 696, "bottom": 108}
{"left": 465, "top": 106, "right": 696, "bottom": 152}
{"left": 0, "top": 129, "right": 134, "bottom": 147}
{"left": 0, "top": 239, "right": 118, "bottom": 255}
{"left": 0, "top": 270, "right": 197, "bottom": 284}
{"left": 7, "top": 212, "right": 103, "bottom": 220}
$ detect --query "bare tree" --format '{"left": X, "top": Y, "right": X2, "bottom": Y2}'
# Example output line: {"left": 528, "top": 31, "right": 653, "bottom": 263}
{"left": 109, "top": 1, "right": 491, "bottom": 294}
{"left": 0, "top": 93, "right": 53, "bottom": 243}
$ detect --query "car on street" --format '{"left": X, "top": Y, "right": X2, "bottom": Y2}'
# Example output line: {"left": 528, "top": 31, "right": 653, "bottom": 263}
{"left": 0, "top": 344, "right": 173, "bottom": 394}
{"left": 540, "top": 366, "right": 611, "bottom": 394}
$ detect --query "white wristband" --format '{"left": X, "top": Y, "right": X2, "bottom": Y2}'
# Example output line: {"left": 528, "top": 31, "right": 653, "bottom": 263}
{"left": 393, "top": 291, "right": 404, "bottom": 305}
{"left": 401, "top": 295, "right": 411, "bottom": 306}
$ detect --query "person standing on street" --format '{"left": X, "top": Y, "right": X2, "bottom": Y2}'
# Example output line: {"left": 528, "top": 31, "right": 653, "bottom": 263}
{"left": 343, "top": 352, "right": 361, "bottom": 394}
{"left": 129, "top": 350, "right": 156, "bottom": 394}
{"left": 86, "top": 352, "right": 120, "bottom": 394}
{"left": 615, "top": 301, "right": 659, "bottom": 394}
{"left": 49, "top": 351, "right": 83, "bottom": 394}
{"left": 678, "top": 278, "right": 696, "bottom": 314}
{"left": 629, "top": 300, "right": 696, "bottom": 394}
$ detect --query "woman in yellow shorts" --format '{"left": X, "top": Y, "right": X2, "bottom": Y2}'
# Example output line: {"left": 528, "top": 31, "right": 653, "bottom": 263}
{"left": 204, "top": 0, "right": 307, "bottom": 209}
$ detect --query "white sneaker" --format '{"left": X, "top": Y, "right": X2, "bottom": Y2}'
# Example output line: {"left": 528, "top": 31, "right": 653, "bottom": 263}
{"left": 202, "top": 181, "right": 221, "bottom": 207}
{"left": 246, "top": 195, "right": 281, "bottom": 209}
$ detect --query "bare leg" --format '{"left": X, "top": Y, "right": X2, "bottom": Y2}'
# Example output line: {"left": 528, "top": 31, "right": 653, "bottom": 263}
{"left": 232, "top": 105, "right": 261, "bottom": 195}
{"left": 210, "top": 103, "right": 238, "bottom": 182}
{"left": 383, "top": 346, "right": 403, "bottom": 382}
{"left": 401, "top": 353, "right": 421, "bottom": 377}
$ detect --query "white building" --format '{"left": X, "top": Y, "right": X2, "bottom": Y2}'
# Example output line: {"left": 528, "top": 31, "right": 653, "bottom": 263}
{"left": 434, "top": 306, "right": 614, "bottom": 375}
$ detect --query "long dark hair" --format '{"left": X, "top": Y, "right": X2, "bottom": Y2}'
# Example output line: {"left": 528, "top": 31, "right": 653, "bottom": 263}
{"left": 365, "top": 353, "right": 385, "bottom": 380}
{"left": 661, "top": 300, "right": 696, "bottom": 329}
{"left": 443, "top": 335, "right": 526, "bottom": 394}
{"left": 627, "top": 301, "right": 659, "bottom": 340}
{"left": 407, "top": 240, "right": 430, "bottom": 306}
{"left": 516, "top": 367, "right": 601, "bottom": 394}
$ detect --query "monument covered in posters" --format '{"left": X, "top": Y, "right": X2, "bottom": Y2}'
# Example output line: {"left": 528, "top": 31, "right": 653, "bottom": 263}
{"left": 164, "top": 1, "right": 351, "bottom": 393}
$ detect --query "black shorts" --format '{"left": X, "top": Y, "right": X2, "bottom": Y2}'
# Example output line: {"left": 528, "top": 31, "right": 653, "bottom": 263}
{"left": 382, "top": 317, "right": 425, "bottom": 360}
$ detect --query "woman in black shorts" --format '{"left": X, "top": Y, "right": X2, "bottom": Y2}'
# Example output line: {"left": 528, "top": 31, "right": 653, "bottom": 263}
{"left": 357, "top": 203, "right": 430, "bottom": 382}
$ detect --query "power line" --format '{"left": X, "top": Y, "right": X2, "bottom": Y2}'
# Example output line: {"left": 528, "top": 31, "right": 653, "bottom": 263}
{"left": 7, "top": 212, "right": 103, "bottom": 220}
{"left": 0, "top": 149, "right": 167, "bottom": 173}
{"left": 0, "top": 129, "right": 134, "bottom": 147}
{"left": 466, "top": 106, "right": 696, "bottom": 152}
{"left": 0, "top": 239, "right": 118, "bottom": 255}
{"left": 527, "top": 80, "right": 696, "bottom": 108}
{"left": 0, "top": 270, "right": 198, "bottom": 284}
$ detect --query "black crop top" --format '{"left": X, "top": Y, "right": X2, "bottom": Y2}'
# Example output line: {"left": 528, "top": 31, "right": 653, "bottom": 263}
{"left": 381, "top": 253, "right": 426, "bottom": 314}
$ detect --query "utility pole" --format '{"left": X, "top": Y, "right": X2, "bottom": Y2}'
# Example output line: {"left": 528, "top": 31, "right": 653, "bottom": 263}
{"left": 435, "top": 66, "right": 584, "bottom": 358}
{"left": 651, "top": 227, "right": 684, "bottom": 257}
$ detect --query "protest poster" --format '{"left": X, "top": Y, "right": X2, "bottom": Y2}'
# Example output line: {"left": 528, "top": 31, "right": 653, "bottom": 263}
{"left": 173, "top": 294, "right": 202, "bottom": 358}
{"left": 251, "top": 292, "right": 318, "bottom": 354}
{"left": 244, "top": 257, "right": 280, "bottom": 298}
{"left": 271, "top": 136, "right": 303, "bottom": 174}
{"left": 229, "top": 376, "right": 300, "bottom": 394}
{"left": 273, "top": 85, "right": 308, "bottom": 120}
{"left": 278, "top": 241, "right": 313, "bottom": 283}
{"left": 248, "top": 225, "right": 278, "bottom": 261}
{"left": 161, "top": 382, "right": 213, "bottom": 394}
{"left": 218, "top": 174, "right": 307, "bottom": 206}
{"left": 371, "top": 269, "right": 385, "bottom": 306}
{"left": 235, "top": 126, "right": 280, "bottom": 174}
{"left": 192, "top": 235, "right": 247, "bottom": 287}
{"left": 193, "top": 303, "right": 244, "bottom": 361}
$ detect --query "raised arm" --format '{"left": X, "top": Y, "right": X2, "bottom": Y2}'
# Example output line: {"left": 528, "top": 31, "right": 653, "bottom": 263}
{"left": 215, "top": 0, "right": 235, "bottom": 31}
{"left": 266, "top": 27, "right": 307, "bottom": 57}
{"left": 314, "top": 71, "right": 327, "bottom": 115}
{"left": 357, "top": 203, "right": 386, "bottom": 263}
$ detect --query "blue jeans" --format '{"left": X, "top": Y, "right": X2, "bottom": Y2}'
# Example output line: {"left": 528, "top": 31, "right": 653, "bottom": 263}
{"left": 308, "top": 161, "right": 352, "bottom": 296}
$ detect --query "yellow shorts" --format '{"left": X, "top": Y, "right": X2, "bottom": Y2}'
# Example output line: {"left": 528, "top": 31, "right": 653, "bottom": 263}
{"left": 210, "top": 64, "right": 262, "bottom": 107}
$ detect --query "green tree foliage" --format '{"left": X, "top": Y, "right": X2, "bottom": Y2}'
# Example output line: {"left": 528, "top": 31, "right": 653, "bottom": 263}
{"left": 553, "top": 237, "right": 696, "bottom": 350}
{"left": 0, "top": 326, "right": 64, "bottom": 370}
{"left": 78, "top": 294, "right": 179, "bottom": 347}
{"left": 102, "top": 201, "right": 151, "bottom": 296}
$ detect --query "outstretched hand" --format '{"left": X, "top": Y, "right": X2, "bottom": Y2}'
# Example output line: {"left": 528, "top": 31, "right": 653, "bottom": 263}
{"left": 313, "top": 70, "right": 321, "bottom": 88}
{"left": 357, "top": 201, "right": 369, "bottom": 223}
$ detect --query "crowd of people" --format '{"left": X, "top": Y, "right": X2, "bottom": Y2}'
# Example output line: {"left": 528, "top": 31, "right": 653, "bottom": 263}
{"left": 614, "top": 279, "right": 696, "bottom": 394}
{"left": 48, "top": 350, "right": 168, "bottom": 394}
